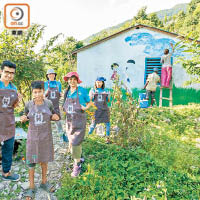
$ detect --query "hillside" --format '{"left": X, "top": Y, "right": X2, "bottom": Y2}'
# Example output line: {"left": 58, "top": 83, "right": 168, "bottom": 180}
{"left": 83, "top": 3, "right": 188, "bottom": 44}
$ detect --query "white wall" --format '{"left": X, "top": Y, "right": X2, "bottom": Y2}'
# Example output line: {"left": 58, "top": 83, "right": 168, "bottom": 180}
{"left": 77, "top": 28, "right": 198, "bottom": 89}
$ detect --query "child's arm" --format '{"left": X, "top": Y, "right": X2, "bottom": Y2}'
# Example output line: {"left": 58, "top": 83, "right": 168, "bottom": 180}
{"left": 13, "top": 93, "right": 23, "bottom": 108}
{"left": 89, "top": 88, "right": 94, "bottom": 101}
{"left": 20, "top": 102, "right": 29, "bottom": 122}
{"left": 143, "top": 81, "right": 149, "bottom": 90}
{"left": 51, "top": 114, "right": 59, "bottom": 121}
{"left": 144, "top": 75, "right": 150, "bottom": 89}
{"left": 20, "top": 115, "right": 29, "bottom": 122}
{"left": 81, "top": 101, "right": 93, "bottom": 111}
{"left": 47, "top": 99, "right": 60, "bottom": 121}
{"left": 107, "top": 90, "right": 111, "bottom": 102}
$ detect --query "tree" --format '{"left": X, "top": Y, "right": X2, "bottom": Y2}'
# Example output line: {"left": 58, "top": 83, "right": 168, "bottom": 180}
{"left": 175, "top": 35, "right": 200, "bottom": 85}
{"left": 0, "top": 24, "right": 61, "bottom": 104}
{"left": 134, "top": 6, "right": 148, "bottom": 21}
{"left": 43, "top": 36, "right": 84, "bottom": 87}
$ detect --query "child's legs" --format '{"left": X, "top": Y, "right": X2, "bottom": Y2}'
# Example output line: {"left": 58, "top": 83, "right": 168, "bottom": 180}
{"left": 71, "top": 145, "right": 82, "bottom": 165}
{"left": 151, "top": 91, "right": 156, "bottom": 106}
{"left": 88, "top": 122, "right": 97, "bottom": 134}
{"left": 40, "top": 162, "right": 48, "bottom": 184}
{"left": 161, "top": 67, "right": 167, "bottom": 87}
{"left": 105, "top": 122, "right": 110, "bottom": 137}
{"left": 165, "top": 67, "right": 172, "bottom": 87}
{"left": 27, "top": 163, "right": 36, "bottom": 189}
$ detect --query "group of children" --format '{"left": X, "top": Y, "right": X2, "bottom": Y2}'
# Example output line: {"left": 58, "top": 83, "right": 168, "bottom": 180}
{"left": 0, "top": 43, "right": 174, "bottom": 199}
{"left": 0, "top": 61, "right": 111, "bottom": 199}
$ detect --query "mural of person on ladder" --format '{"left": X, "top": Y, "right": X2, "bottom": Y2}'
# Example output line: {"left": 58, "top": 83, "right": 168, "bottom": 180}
{"left": 161, "top": 43, "right": 174, "bottom": 88}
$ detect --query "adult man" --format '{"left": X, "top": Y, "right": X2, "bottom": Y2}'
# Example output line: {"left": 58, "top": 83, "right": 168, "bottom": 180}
{"left": 144, "top": 68, "right": 160, "bottom": 107}
{"left": 0, "top": 61, "right": 21, "bottom": 181}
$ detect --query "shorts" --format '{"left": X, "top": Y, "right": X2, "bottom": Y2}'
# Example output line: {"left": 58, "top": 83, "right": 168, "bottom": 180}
{"left": 27, "top": 163, "right": 36, "bottom": 169}
{"left": 146, "top": 90, "right": 155, "bottom": 99}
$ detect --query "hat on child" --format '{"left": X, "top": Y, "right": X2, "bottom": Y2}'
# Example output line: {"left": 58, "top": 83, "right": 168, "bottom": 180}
{"left": 63, "top": 72, "right": 82, "bottom": 84}
{"left": 96, "top": 77, "right": 106, "bottom": 82}
{"left": 46, "top": 69, "right": 56, "bottom": 75}
{"left": 153, "top": 68, "right": 158, "bottom": 72}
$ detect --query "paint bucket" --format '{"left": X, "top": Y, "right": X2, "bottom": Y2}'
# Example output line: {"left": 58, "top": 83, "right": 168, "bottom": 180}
{"left": 139, "top": 93, "right": 146, "bottom": 100}
{"left": 139, "top": 100, "right": 149, "bottom": 108}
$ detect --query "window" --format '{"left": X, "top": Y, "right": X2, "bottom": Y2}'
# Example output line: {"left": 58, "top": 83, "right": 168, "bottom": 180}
{"left": 144, "top": 57, "right": 173, "bottom": 84}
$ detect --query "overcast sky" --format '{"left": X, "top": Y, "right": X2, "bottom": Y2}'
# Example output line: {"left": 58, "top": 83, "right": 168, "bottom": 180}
{"left": 1, "top": 0, "right": 191, "bottom": 41}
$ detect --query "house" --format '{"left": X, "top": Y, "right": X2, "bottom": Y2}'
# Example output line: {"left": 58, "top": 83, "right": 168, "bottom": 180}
{"left": 72, "top": 24, "right": 200, "bottom": 105}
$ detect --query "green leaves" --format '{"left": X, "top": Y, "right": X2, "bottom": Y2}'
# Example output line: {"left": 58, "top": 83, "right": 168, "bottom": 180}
{"left": 57, "top": 137, "right": 200, "bottom": 199}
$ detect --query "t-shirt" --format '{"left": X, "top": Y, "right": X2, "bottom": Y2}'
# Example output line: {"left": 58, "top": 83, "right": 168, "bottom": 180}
{"left": 24, "top": 99, "right": 55, "bottom": 115}
{"left": 44, "top": 81, "right": 62, "bottom": 93}
{"left": 161, "top": 53, "right": 172, "bottom": 67}
{"left": 66, "top": 86, "right": 90, "bottom": 107}
{"left": 146, "top": 72, "right": 160, "bottom": 91}
{"left": 0, "top": 81, "right": 17, "bottom": 91}
{"left": 89, "top": 88, "right": 110, "bottom": 102}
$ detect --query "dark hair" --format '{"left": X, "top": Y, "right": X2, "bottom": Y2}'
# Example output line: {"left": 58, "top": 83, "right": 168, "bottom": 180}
{"left": 164, "top": 49, "right": 169, "bottom": 55}
{"left": 1, "top": 61, "right": 16, "bottom": 70}
{"left": 68, "top": 75, "right": 78, "bottom": 81}
{"left": 46, "top": 74, "right": 57, "bottom": 80}
{"left": 95, "top": 81, "right": 105, "bottom": 89}
{"left": 111, "top": 63, "right": 119, "bottom": 70}
{"left": 31, "top": 81, "right": 44, "bottom": 90}
{"left": 63, "top": 75, "right": 79, "bottom": 106}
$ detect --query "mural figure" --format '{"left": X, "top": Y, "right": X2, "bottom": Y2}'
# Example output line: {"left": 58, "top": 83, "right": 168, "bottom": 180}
{"left": 110, "top": 59, "right": 135, "bottom": 94}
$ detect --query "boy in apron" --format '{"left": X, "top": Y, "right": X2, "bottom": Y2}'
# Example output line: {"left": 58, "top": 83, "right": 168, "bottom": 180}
{"left": 21, "top": 81, "right": 59, "bottom": 199}
{"left": 63, "top": 72, "right": 92, "bottom": 177}
{"left": 0, "top": 60, "right": 22, "bottom": 181}
{"left": 88, "top": 77, "right": 111, "bottom": 144}
{"left": 44, "top": 69, "right": 68, "bottom": 142}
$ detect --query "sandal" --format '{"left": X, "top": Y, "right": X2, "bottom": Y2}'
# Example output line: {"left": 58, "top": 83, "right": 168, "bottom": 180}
{"left": 23, "top": 188, "right": 36, "bottom": 199}
{"left": 106, "top": 138, "right": 111, "bottom": 144}
{"left": 39, "top": 182, "right": 55, "bottom": 193}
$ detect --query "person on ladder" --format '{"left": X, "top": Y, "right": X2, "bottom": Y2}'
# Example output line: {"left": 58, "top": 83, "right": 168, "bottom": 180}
{"left": 144, "top": 68, "right": 160, "bottom": 107}
{"left": 161, "top": 43, "right": 174, "bottom": 88}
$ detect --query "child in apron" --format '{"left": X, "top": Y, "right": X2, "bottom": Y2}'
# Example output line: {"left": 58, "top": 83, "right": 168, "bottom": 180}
{"left": 63, "top": 72, "right": 92, "bottom": 177}
{"left": 21, "top": 81, "right": 59, "bottom": 199}
{"left": 88, "top": 77, "right": 111, "bottom": 144}
{"left": 44, "top": 68, "right": 68, "bottom": 142}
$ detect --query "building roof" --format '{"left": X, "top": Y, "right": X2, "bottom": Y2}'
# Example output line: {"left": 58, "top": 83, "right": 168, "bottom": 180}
{"left": 72, "top": 24, "right": 200, "bottom": 55}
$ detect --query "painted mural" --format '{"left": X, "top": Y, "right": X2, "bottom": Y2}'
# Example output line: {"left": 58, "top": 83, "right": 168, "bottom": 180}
{"left": 124, "top": 32, "right": 183, "bottom": 57}
{"left": 110, "top": 60, "right": 135, "bottom": 94}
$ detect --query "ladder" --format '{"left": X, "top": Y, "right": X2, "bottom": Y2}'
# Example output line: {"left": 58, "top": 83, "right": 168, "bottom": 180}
{"left": 159, "top": 81, "right": 173, "bottom": 107}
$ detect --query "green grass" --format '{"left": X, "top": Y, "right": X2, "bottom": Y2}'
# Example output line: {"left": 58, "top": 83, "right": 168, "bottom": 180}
{"left": 56, "top": 105, "right": 200, "bottom": 200}
{"left": 85, "top": 86, "right": 200, "bottom": 107}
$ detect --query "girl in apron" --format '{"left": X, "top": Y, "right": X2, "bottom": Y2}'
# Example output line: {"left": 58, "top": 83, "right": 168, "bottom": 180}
{"left": 21, "top": 81, "right": 59, "bottom": 199}
{"left": 44, "top": 69, "right": 68, "bottom": 142}
{"left": 88, "top": 77, "right": 111, "bottom": 144}
{"left": 63, "top": 72, "right": 92, "bottom": 177}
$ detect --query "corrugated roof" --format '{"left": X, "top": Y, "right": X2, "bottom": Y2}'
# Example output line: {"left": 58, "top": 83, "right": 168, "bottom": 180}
{"left": 72, "top": 24, "right": 200, "bottom": 55}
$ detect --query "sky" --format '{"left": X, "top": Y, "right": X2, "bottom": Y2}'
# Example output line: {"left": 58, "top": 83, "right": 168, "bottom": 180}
{"left": 0, "top": 0, "right": 191, "bottom": 42}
